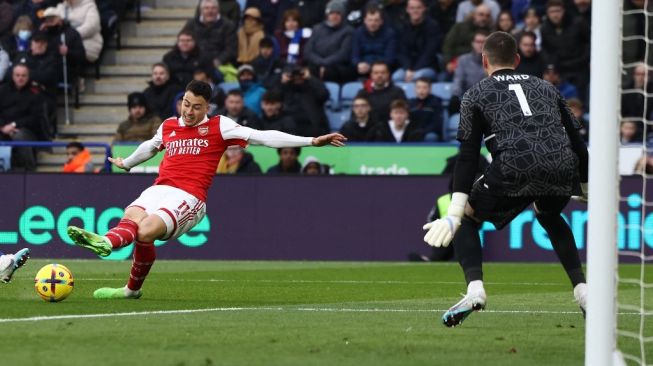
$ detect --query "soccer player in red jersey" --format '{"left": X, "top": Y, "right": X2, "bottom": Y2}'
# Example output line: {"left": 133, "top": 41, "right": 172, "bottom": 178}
{"left": 67, "top": 80, "right": 346, "bottom": 299}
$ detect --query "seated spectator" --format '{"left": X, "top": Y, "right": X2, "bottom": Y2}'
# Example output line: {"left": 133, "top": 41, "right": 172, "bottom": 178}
{"left": 515, "top": 31, "right": 545, "bottom": 78}
{"left": 0, "top": 0, "right": 14, "bottom": 39}
{"left": 429, "top": 0, "right": 458, "bottom": 35}
{"left": 542, "top": 63, "right": 577, "bottom": 100}
{"left": 621, "top": 120, "right": 642, "bottom": 145}
{"left": 514, "top": 7, "right": 542, "bottom": 51}
{"left": 14, "top": 32, "right": 61, "bottom": 96}
{"left": 237, "top": 64, "right": 266, "bottom": 116}
{"left": 184, "top": 0, "right": 237, "bottom": 68}
{"left": 62, "top": 141, "right": 95, "bottom": 173}
{"left": 301, "top": 156, "right": 331, "bottom": 175}
{"left": 41, "top": 7, "right": 86, "bottom": 83}
{"left": 266, "top": 147, "right": 302, "bottom": 174}
{"left": 245, "top": 0, "right": 283, "bottom": 34}
{"left": 0, "top": 46, "right": 9, "bottom": 81}
{"left": 173, "top": 91, "right": 184, "bottom": 117}
{"left": 113, "top": 92, "right": 163, "bottom": 142}
{"left": 449, "top": 30, "right": 488, "bottom": 114}
{"left": 275, "top": 9, "right": 312, "bottom": 65}
{"left": 205, "top": 0, "right": 241, "bottom": 25}
{"left": 217, "top": 145, "right": 262, "bottom": 174}
{"left": 1, "top": 15, "right": 34, "bottom": 60}
{"left": 143, "top": 62, "right": 184, "bottom": 120}
{"left": 193, "top": 65, "right": 225, "bottom": 116}
{"left": 237, "top": 7, "right": 265, "bottom": 64}
{"left": 216, "top": 89, "right": 262, "bottom": 128}
{"left": 442, "top": 4, "right": 493, "bottom": 79}
{"left": 496, "top": 10, "right": 516, "bottom": 34}
{"left": 55, "top": 0, "right": 103, "bottom": 63}
{"left": 339, "top": 96, "right": 378, "bottom": 141}
{"left": 356, "top": 61, "right": 407, "bottom": 122}
{"left": 279, "top": 64, "right": 330, "bottom": 136}
{"left": 393, "top": 0, "right": 441, "bottom": 83}
{"left": 456, "top": 0, "right": 501, "bottom": 23}
{"left": 304, "top": 0, "right": 355, "bottom": 83}
{"left": 622, "top": 62, "right": 653, "bottom": 120}
{"left": 408, "top": 77, "right": 444, "bottom": 139}
{"left": 259, "top": 90, "right": 297, "bottom": 133}
{"left": 569, "top": 0, "right": 591, "bottom": 26}
{"left": 251, "top": 37, "right": 283, "bottom": 89}
{"left": 12, "top": 0, "right": 53, "bottom": 30}
{"left": 0, "top": 64, "right": 47, "bottom": 171}
{"left": 567, "top": 97, "right": 588, "bottom": 143}
{"left": 288, "top": 0, "right": 329, "bottom": 28}
{"left": 367, "top": 99, "right": 425, "bottom": 142}
{"left": 351, "top": 6, "right": 397, "bottom": 78}
{"left": 163, "top": 29, "right": 205, "bottom": 87}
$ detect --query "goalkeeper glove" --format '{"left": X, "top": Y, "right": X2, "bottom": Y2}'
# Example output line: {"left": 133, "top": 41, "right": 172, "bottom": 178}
{"left": 423, "top": 192, "right": 468, "bottom": 247}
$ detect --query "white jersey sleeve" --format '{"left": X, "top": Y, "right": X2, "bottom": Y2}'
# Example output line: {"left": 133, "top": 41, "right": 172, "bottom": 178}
{"left": 122, "top": 124, "right": 163, "bottom": 169}
{"left": 219, "top": 115, "right": 313, "bottom": 147}
{"left": 220, "top": 116, "right": 253, "bottom": 141}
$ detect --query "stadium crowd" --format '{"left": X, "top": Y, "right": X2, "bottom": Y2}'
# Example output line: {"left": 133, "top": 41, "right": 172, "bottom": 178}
{"left": 0, "top": 0, "right": 646, "bottom": 173}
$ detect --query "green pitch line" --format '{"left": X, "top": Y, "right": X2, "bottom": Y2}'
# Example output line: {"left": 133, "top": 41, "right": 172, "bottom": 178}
{"left": 1, "top": 260, "right": 651, "bottom": 366}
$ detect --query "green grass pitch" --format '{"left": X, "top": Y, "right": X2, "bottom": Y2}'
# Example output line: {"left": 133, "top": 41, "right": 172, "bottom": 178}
{"left": 1, "top": 260, "right": 651, "bottom": 366}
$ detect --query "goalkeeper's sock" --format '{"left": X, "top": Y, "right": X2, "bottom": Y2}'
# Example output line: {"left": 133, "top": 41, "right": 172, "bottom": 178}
{"left": 105, "top": 219, "right": 138, "bottom": 249}
{"left": 127, "top": 241, "right": 156, "bottom": 291}
{"left": 536, "top": 212, "right": 586, "bottom": 287}
{"left": 454, "top": 217, "right": 483, "bottom": 284}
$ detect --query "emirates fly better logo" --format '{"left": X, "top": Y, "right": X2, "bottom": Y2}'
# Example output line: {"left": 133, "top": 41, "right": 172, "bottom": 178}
{"left": 166, "top": 138, "right": 209, "bottom": 156}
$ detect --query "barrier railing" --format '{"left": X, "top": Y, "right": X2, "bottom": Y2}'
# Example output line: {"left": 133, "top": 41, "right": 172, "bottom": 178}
{"left": 0, "top": 141, "right": 113, "bottom": 172}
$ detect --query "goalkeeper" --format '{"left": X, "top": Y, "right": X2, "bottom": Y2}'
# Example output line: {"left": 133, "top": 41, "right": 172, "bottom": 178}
{"left": 423, "top": 31, "right": 589, "bottom": 327}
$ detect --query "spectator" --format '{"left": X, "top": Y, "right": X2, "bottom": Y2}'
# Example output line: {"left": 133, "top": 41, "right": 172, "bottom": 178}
{"left": 286, "top": 0, "right": 329, "bottom": 28}
{"left": 217, "top": 145, "right": 262, "bottom": 174}
{"left": 301, "top": 156, "right": 330, "bottom": 175}
{"left": 393, "top": 0, "right": 441, "bottom": 83}
{"left": 1, "top": 15, "right": 34, "bottom": 61}
{"left": 143, "top": 62, "right": 184, "bottom": 120}
{"left": 540, "top": 0, "right": 590, "bottom": 101}
{"left": 304, "top": 0, "right": 355, "bottom": 83}
{"left": 173, "top": 91, "right": 184, "bottom": 117}
{"left": 567, "top": 97, "right": 588, "bottom": 143}
{"left": 55, "top": 0, "right": 103, "bottom": 63}
{"left": 442, "top": 4, "right": 493, "bottom": 78}
{"left": 514, "top": 7, "right": 542, "bottom": 51}
{"left": 274, "top": 9, "right": 312, "bottom": 65}
{"left": 113, "top": 92, "right": 162, "bottom": 142}
{"left": 237, "top": 64, "right": 266, "bottom": 116}
{"left": 569, "top": 0, "right": 591, "bottom": 26}
{"left": 0, "top": 0, "right": 14, "bottom": 39}
{"left": 542, "top": 63, "right": 577, "bottom": 100}
{"left": 0, "top": 64, "right": 47, "bottom": 170}
{"left": 279, "top": 64, "right": 330, "bottom": 136}
{"left": 266, "top": 147, "right": 302, "bottom": 174}
{"left": 0, "top": 46, "right": 9, "bottom": 81}
{"left": 184, "top": 0, "right": 237, "bottom": 68}
{"left": 515, "top": 31, "right": 545, "bottom": 77}
{"left": 40, "top": 7, "right": 86, "bottom": 84}
{"left": 62, "top": 141, "right": 95, "bottom": 173}
{"left": 163, "top": 29, "right": 205, "bottom": 87}
{"left": 621, "top": 120, "right": 642, "bottom": 145}
{"left": 356, "top": 61, "right": 407, "bottom": 122}
{"left": 623, "top": 0, "right": 650, "bottom": 66}
{"left": 214, "top": 0, "right": 241, "bottom": 24}
{"left": 622, "top": 63, "right": 653, "bottom": 120}
{"left": 251, "top": 37, "right": 283, "bottom": 88}
{"left": 429, "top": 0, "right": 459, "bottom": 35}
{"left": 450, "top": 29, "right": 487, "bottom": 106}
{"left": 339, "top": 95, "right": 377, "bottom": 141}
{"left": 14, "top": 32, "right": 61, "bottom": 96}
{"left": 12, "top": 0, "right": 53, "bottom": 29}
{"left": 193, "top": 66, "right": 225, "bottom": 116}
{"left": 456, "top": 0, "right": 501, "bottom": 23}
{"left": 237, "top": 7, "right": 265, "bottom": 64}
{"left": 367, "top": 99, "right": 425, "bottom": 142}
{"left": 216, "top": 89, "right": 262, "bottom": 128}
{"left": 259, "top": 90, "right": 297, "bottom": 133}
{"left": 496, "top": 10, "right": 515, "bottom": 34}
{"left": 409, "top": 77, "right": 444, "bottom": 140}
{"left": 351, "top": 6, "right": 397, "bottom": 78}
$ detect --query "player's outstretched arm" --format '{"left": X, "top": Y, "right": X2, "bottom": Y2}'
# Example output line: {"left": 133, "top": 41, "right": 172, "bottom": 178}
{"left": 108, "top": 156, "right": 129, "bottom": 171}
{"left": 113, "top": 139, "right": 160, "bottom": 171}
{"left": 310, "top": 133, "right": 347, "bottom": 147}
{"left": 247, "top": 129, "right": 347, "bottom": 148}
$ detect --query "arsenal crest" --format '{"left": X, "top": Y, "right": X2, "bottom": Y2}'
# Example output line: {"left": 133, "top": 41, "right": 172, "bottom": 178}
{"left": 198, "top": 125, "right": 209, "bottom": 136}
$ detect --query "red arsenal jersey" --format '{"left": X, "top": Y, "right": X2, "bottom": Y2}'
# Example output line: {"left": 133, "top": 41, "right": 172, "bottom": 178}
{"left": 151, "top": 115, "right": 249, "bottom": 201}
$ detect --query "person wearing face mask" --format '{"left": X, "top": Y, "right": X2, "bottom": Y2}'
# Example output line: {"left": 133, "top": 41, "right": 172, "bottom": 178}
{"left": 237, "top": 64, "right": 266, "bottom": 116}
{"left": 278, "top": 64, "right": 330, "bottom": 137}
{"left": 1, "top": 15, "right": 34, "bottom": 61}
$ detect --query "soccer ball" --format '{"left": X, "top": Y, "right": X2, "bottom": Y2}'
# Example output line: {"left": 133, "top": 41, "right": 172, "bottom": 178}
{"left": 34, "top": 264, "right": 74, "bottom": 302}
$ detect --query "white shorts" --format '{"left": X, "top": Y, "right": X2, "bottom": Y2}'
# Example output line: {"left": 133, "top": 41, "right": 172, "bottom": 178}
{"left": 128, "top": 185, "right": 207, "bottom": 240}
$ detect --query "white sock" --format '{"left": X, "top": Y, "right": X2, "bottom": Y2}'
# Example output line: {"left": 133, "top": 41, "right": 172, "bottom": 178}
{"left": 467, "top": 280, "right": 485, "bottom": 294}
{"left": 124, "top": 286, "right": 140, "bottom": 297}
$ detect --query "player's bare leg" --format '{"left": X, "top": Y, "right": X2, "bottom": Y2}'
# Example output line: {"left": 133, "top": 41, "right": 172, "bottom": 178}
{"left": 67, "top": 207, "right": 147, "bottom": 257}
{"left": 94, "top": 214, "right": 166, "bottom": 299}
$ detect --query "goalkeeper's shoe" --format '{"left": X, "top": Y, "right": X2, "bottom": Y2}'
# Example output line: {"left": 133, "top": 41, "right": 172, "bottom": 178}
{"left": 93, "top": 286, "right": 142, "bottom": 299}
{"left": 0, "top": 248, "right": 30, "bottom": 283}
{"left": 67, "top": 226, "right": 112, "bottom": 257}
{"left": 442, "top": 288, "right": 487, "bottom": 327}
{"left": 574, "top": 283, "right": 587, "bottom": 318}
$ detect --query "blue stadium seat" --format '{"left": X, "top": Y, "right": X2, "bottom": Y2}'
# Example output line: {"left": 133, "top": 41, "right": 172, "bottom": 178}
{"left": 324, "top": 81, "right": 340, "bottom": 110}
{"left": 396, "top": 82, "right": 416, "bottom": 99}
{"left": 431, "top": 82, "right": 453, "bottom": 104}
{"left": 445, "top": 113, "right": 460, "bottom": 141}
{"left": 340, "top": 81, "right": 364, "bottom": 107}
{"left": 218, "top": 82, "right": 240, "bottom": 93}
{"left": 326, "top": 107, "right": 351, "bottom": 131}
{"left": 0, "top": 146, "right": 11, "bottom": 172}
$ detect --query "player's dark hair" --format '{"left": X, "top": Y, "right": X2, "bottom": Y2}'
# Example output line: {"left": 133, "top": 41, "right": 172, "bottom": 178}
{"left": 185, "top": 80, "right": 212, "bottom": 103}
{"left": 226, "top": 89, "right": 243, "bottom": 98}
{"left": 415, "top": 77, "right": 431, "bottom": 86}
{"left": 262, "top": 90, "right": 283, "bottom": 103}
{"left": 482, "top": 31, "right": 518, "bottom": 67}
{"left": 66, "top": 141, "right": 85, "bottom": 151}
